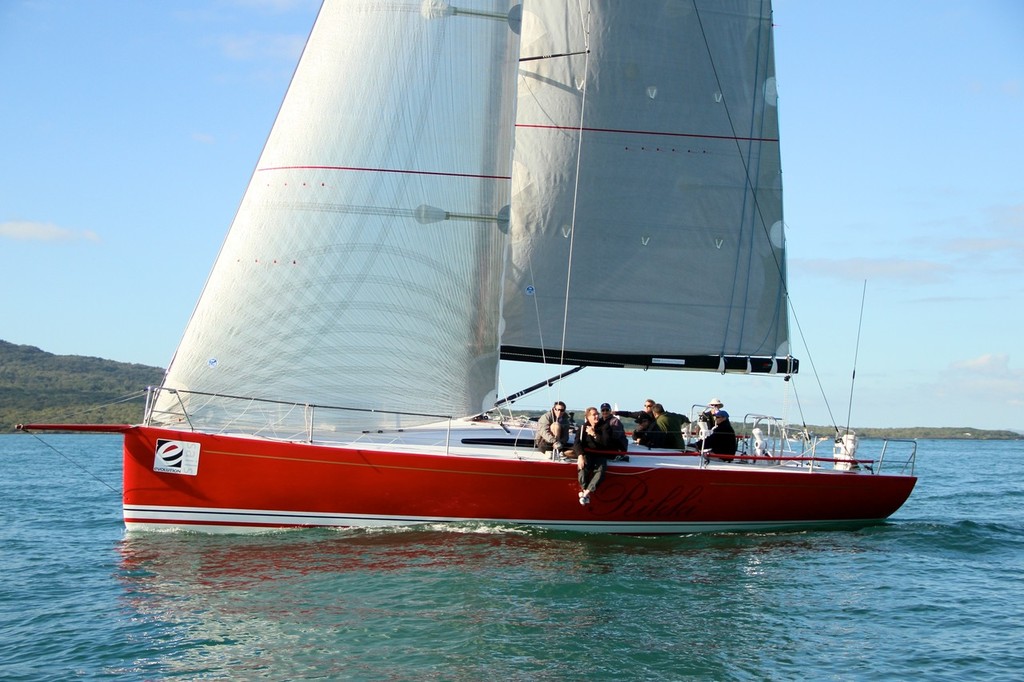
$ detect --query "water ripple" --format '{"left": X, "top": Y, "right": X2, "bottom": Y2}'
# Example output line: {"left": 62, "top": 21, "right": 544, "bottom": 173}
{"left": 2, "top": 435, "right": 1022, "bottom": 680}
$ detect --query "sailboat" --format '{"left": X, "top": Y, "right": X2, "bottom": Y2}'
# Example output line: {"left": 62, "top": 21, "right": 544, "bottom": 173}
{"left": 23, "top": 0, "right": 916, "bottom": 534}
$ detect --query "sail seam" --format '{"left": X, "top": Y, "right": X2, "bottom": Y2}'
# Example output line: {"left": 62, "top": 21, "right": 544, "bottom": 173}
{"left": 256, "top": 165, "right": 511, "bottom": 180}
{"left": 515, "top": 123, "right": 777, "bottom": 143}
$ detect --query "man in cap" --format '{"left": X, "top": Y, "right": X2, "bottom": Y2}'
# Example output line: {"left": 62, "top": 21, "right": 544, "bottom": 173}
{"left": 600, "top": 402, "right": 629, "bottom": 451}
{"left": 700, "top": 409, "right": 737, "bottom": 459}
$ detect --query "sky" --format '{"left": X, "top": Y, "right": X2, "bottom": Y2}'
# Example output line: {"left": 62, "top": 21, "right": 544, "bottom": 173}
{"left": 2, "top": 0, "right": 1022, "bottom": 432}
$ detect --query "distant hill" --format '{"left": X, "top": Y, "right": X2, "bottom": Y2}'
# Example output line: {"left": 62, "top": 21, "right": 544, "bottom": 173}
{"left": 0, "top": 340, "right": 164, "bottom": 433}
{"left": 798, "top": 425, "right": 1021, "bottom": 441}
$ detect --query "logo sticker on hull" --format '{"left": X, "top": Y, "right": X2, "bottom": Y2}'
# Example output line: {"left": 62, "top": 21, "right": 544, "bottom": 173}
{"left": 154, "top": 439, "right": 201, "bottom": 476}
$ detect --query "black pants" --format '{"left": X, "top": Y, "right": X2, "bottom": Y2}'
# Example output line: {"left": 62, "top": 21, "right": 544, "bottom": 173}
{"left": 578, "top": 456, "right": 608, "bottom": 493}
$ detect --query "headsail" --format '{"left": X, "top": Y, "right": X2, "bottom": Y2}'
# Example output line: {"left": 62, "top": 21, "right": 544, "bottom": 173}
{"left": 152, "top": 1, "right": 522, "bottom": 435}
{"left": 500, "top": 0, "right": 793, "bottom": 374}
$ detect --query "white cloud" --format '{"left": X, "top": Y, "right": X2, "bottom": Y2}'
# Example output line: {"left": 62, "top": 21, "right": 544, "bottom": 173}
{"left": 952, "top": 353, "right": 1015, "bottom": 376}
{"left": 791, "top": 257, "right": 951, "bottom": 284}
{"left": 0, "top": 221, "right": 100, "bottom": 242}
{"left": 945, "top": 237, "right": 1019, "bottom": 255}
{"left": 229, "top": 0, "right": 319, "bottom": 13}
{"left": 218, "top": 32, "right": 306, "bottom": 62}
{"left": 947, "top": 353, "right": 1024, "bottom": 411}
{"left": 989, "top": 203, "right": 1024, "bottom": 230}
{"left": 904, "top": 354, "right": 1024, "bottom": 429}
{"left": 942, "top": 205, "right": 1024, "bottom": 265}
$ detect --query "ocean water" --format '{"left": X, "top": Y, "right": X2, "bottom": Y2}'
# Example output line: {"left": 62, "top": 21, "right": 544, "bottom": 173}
{"left": 1, "top": 435, "right": 1021, "bottom": 681}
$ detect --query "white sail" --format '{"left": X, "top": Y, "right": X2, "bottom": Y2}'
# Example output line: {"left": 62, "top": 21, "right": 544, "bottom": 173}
{"left": 153, "top": 1, "right": 522, "bottom": 435}
{"left": 501, "top": 0, "right": 790, "bottom": 372}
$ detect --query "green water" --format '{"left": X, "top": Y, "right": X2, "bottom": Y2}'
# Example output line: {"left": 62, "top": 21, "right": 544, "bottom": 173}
{"left": 1, "top": 435, "right": 1021, "bottom": 680}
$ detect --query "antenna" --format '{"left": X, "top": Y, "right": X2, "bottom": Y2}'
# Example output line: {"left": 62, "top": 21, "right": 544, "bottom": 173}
{"left": 844, "top": 281, "right": 868, "bottom": 436}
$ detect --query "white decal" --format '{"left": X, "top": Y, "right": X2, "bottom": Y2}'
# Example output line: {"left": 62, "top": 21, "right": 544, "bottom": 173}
{"left": 154, "top": 439, "right": 201, "bottom": 476}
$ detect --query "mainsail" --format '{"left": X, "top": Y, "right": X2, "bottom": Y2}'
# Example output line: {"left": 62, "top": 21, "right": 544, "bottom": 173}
{"left": 153, "top": 1, "right": 522, "bottom": 435}
{"left": 501, "top": 0, "right": 791, "bottom": 373}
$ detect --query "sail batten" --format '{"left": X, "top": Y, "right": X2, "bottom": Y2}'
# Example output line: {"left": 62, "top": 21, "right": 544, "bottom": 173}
{"left": 515, "top": 123, "right": 778, "bottom": 143}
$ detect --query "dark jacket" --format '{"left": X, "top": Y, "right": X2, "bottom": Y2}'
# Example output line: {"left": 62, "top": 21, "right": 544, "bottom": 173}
{"left": 573, "top": 418, "right": 619, "bottom": 458}
{"left": 701, "top": 419, "right": 737, "bottom": 455}
{"left": 616, "top": 409, "right": 656, "bottom": 446}
{"left": 605, "top": 414, "right": 629, "bottom": 451}
{"left": 575, "top": 418, "right": 619, "bottom": 495}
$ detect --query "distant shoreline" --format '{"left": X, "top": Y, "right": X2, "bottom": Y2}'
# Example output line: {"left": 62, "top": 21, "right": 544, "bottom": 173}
{"left": 800, "top": 427, "right": 1021, "bottom": 441}
{"left": 3, "top": 340, "right": 1022, "bottom": 439}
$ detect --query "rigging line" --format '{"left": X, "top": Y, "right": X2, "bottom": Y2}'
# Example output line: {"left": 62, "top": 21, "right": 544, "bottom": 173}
{"left": 556, "top": 0, "right": 593, "bottom": 369}
{"left": 844, "top": 280, "right": 868, "bottom": 436}
{"left": 787, "top": 368, "right": 809, "bottom": 433}
{"left": 520, "top": 49, "right": 590, "bottom": 63}
{"left": 788, "top": 302, "right": 839, "bottom": 430}
{"left": 32, "top": 389, "right": 150, "bottom": 424}
{"left": 526, "top": 258, "right": 551, "bottom": 368}
{"left": 24, "top": 432, "right": 120, "bottom": 495}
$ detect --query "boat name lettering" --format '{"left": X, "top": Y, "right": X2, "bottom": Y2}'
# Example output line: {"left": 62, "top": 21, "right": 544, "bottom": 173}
{"left": 600, "top": 480, "right": 702, "bottom": 518}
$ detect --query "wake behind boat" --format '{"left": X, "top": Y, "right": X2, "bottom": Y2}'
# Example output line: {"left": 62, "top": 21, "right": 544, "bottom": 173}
{"left": 21, "top": 0, "right": 917, "bottom": 534}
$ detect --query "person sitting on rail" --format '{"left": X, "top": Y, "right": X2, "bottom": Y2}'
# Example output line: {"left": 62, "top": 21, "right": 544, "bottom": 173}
{"left": 574, "top": 406, "right": 622, "bottom": 505}
{"left": 535, "top": 401, "right": 570, "bottom": 457}
{"left": 600, "top": 402, "right": 629, "bottom": 451}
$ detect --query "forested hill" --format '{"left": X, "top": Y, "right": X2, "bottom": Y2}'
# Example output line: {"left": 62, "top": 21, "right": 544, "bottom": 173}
{"left": 1, "top": 339, "right": 1021, "bottom": 438}
{"left": 0, "top": 340, "right": 164, "bottom": 433}
{"left": 800, "top": 425, "right": 1021, "bottom": 440}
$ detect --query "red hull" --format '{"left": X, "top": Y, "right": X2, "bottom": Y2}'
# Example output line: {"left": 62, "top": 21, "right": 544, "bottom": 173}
{"left": 121, "top": 425, "right": 917, "bottom": 534}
